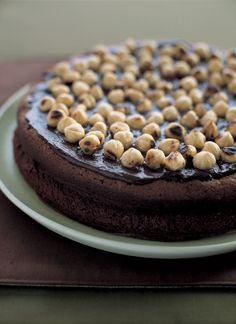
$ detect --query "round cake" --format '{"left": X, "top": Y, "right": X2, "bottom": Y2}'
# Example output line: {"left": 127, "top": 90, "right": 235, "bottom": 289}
{"left": 14, "top": 39, "right": 236, "bottom": 241}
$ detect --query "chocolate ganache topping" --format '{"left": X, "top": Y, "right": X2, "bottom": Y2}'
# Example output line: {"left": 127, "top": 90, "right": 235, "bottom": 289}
{"left": 26, "top": 39, "right": 236, "bottom": 184}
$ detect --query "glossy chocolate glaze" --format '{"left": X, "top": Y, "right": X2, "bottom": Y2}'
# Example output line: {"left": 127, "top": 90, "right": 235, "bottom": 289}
{"left": 26, "top": 41, "right": 236, "bottom": 184}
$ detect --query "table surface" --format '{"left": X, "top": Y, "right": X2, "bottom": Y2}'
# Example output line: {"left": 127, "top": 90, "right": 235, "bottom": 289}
{"left": 0, "top": 1, "right": 236, "bottom": 323}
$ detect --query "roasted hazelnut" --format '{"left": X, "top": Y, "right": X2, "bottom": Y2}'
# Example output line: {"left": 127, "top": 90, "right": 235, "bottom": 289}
{"left": 135, "top": 134, "right": 155, "bottom": 153}
{"left": 201, "top": 110, "right": 217, "bottom": 126}
{"left": 92, "top": 44, "right": 109, "bottom": 57}
{"left": 160, "top": 64, "right": 175, "bottom": 79}
{"left": 208, "top": 58, "right": 223, "bottom": 73}
{"left": 114, "top": 130, "right": 133, "bottom": 149}
{"left": 160, "top": 45, "right": 175, "bottom": 56}
{"left": 202, "top": 121, "right": 219, "bottom": 140}
{"left": 107, "top": 111, "right": 126, "bottom": 124}
{"left": 226, "top": 107, "right": 236, "bottom": 122}
{"left": 82, "top": 70, "right": 98, "bottom": 86}
{"left": 125, "top": 64, "right": 139, "bottom": 76}
{"left": 102, "top": 72, "right": 117, "bottom": 89}
{"left": 53, "top": 61, "right": 70, "bottom": 76}
{"left": 79, "top": 134, "right": 100, "bottom": 155}
{"left": 51, "top": 103, "right": 69, "bottom": 116}
{"left": 97, "top": 102, "right": 113, "bottom": 119}
{"left": 194, "top": 103, "right": 207, "bottom": 118}
{"left": 203, "top": 141, "right": 221, "bottom": 160}
{"left": 91, "top": 121, "right": 108, "bottom": 135}
{"left": 64, "top": 123, "right": 85, "bottom": 143}
{"left": 228, "top": 79, "right": 236, "bottom": 95}
{"left": 142, "top": 122, "right": 160, "bottom": 138}
{"left": 72, "top": 81, "right": 90, "bottom": 96}
{"left": 47, "top": 77, "right": 61, "bottom": 91}
{"left": 227, "top": 119, "right": 236, "bottom": 137}
{"left": 191, "top": 67, "right": 208, "bottom": 82}
{"left": 162, "top": 105, "right": 179, "bottom": 122}
{"left": 179, "top": 144, "right": 197, "bottom": 160}
{"left": 88, "top": 55, "right": 101, "bottom": 71}
{"left": 47, "top": 109, "right": 67, "bottom": 127}
{"left": 137, "top": 98, "right": 152, "bottom": 113}
{"left": 193, "top": 151, "right": 216, "bottom": 170}
{"left": 62, "top": 70, "right": 80, "bottom": 83}
{"left": 145, "top": 149, "right": 165, "bottom": 169}
{"left": 181, "top": 111, "right": 198, "bottom": 128}
{"left": 215, "top": 131, "right": 234, "bottom": 148}
{"left": 126, "top": 114, "right": 146, "bottom": 129}
{"left": 51, "top": 84, "right": 70, "bottom": 97}
{"left": 184, "top": 52, "right": 200, "bottom": 66}
{"left": 194, "top": 42, "right": 210, "bottom": 60}
{"left": 184, "top": 130, "right": 206, "bottom": 149}
{"left": 86, "top": 130, "right": 105, "bottom": 145}
{"left": 88, "top": 113, "right": 104, "bottom": 125}
{"left": 133, "top": 79, "right": 149, "bottom": 92}
{"left": 159, "top": 138, "right": 180, "bottom": 155}
{"left": 110, "top": 122, "right": 130, "bottom": 135}
{"left": 209, "top": 72, "right": 223, "bottom": 87}
{"left": 100, "top": 63, "right": 116, "bottom": 74}
{"left": 213, "top": 100, "right": 229, "bottom": 117}
{"left": 172, "top": 89, "right": 187, "bottom": 100}
{"left": 122, "top": 72, "right": 136, "bottom": 87}
{"left": 180, "top": 76, "right": 198, "bottom": 92}
{"left": 157, "top": 96, "right": 173, "bottom": 109}
{"left": 147, "top": 89, "right": 164, "bottom": 102}
{"left": 73, "top": 59, "right": 89, "bottom": 73}
{"left": 175, "top": 95, "right": 192, "bottom": 112}
{"left": 56, "top": 93, "right": 74, "bottom": 107}
{"left": 146, "top": 111, "right": 164, "bottom": 125}
{"left": 164, "top": 152, "right": 186, "bottom": 171}
{"left": 39, "top": 96, "right": 56, "bottom": 112}
{"left": 108, "top": 89, "right": 124, "bottom": 104}
{"left": 189, "top": 88, "right": 203, "bottom": 104}
{"left": 125, "top": 89, "right": 144, "bottom": 102}
{"left": 121, "top": 148, "right": 144, "bottom": 168}
{"left": 79, "top": 93, "right": 96, "bottom": 109}
{"left": 90, "top": 85, "right": 104, "bottom": 100}
{"left": 208, "top": 91, "right": 228, "bottom": 106}
{"left": 165, "top": 123, "right": 186, "bottom": 140}
{"left": 174, "top": 61, "right": 190, "bottom": 77}
{"left": 222, "top": 68, "right": 236, "bottom": 85}
{"left": 57, "top": 116, "right": 77, "bottom": 134}
{"left": 156, "top": 80, "right": 172, "bottom": 92}
{"left": 144, "top": 72, "right": 159, "bottom": 87}
{"left": 71, "top": 107, "right": 88, "bottom": 126}
{"left": 103, "top": 139, "right": 124, "bottom": 160}
{"left": 220, "top": 146, "right": 236, "bottom": 163}
{"left": 124, "top": 37, "right": 136, "bottom": 53}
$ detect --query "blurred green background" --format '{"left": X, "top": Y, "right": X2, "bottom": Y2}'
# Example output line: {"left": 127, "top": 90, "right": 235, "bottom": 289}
{"left": 0, "top": 0, "right": 236, "bottom": 59}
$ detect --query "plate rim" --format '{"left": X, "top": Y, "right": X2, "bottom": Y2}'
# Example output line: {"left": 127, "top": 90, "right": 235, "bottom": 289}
{"left": 1, "top": 86, "right": 236, "bottom": 259}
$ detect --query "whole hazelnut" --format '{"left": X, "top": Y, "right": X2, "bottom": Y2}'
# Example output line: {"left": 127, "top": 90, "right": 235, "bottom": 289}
{"left": 53, "top": 61, "right": 70, "bottom": 76}
{"left": 209, "top": 72, "right": 223, "bottom": 87}
{"left": 175, "top": 61, "right": 190, "bottom": 77}
{"left": 137, "top": 98, "right": 152, "bottom": 113}
{"left": 203, "top": 141, "right": 221, "bottom": 160}
{"left": 102, "top": 72, "right": 117, "bottom": 89}
{"left": 226, "top": 107, "right": 236, "bottom": 122}
{"left": 164, "top": 152, "right": 186, "bottom": 171}
{"left": 194, "top": 42, "right": 210, "bottom": 60}
{"left": 47, "top": 109, "right": 67, "bottom": 127}
{"left": 220, "top": 146, "right": 236, "bottom": 163}
{"left": 97, "top": 102, "right": 114, "bottom": 119}
{"left": 79, "top": 134, "right": 100, "bottom": 155}
{"left": 175, "top": 95, "right": 192, "bottom": 112}
{"left": 108, "top": 89, "right": 125, "bottom": 104}
{"left": 202, "top": 121, "right": 219, "bottom": 140}
{"left": 88, "top": 113, "right": 104, "bottom": 126}
{"left": 180, "top": 76, "right": 198, "bottom": 92}
{"left": 114, "top": 130, "right": 133, "bottom": 149}
{"left": 208, "top": 58, "right": 223, "bottom": 73}
{"left": 86, "top": 130, "right": 105, "bottom": 145}
{"left": 133, "top": 79, "right": 149, "bottom": 92}
{"left": 56, "top": 93, "right": 74, "bottom": 107}
{"left": 73, "top": 59, "right": 89, "bottom": 73}
{"left": 126, "top": 114, "right": 146, "bottom": 129}
{"left": 79, "top": 93, "right": 96, "bottom": 110}
{"left": 165, "top": 122, "right": 186, "bottom": 140}
{"left": 62, "top": 71, "right": 80, "bottom": 83}
{"left": 47, "top": 77, "right": 61, "bottom": 91}
{"left": 181, "top": 111, "right": 198, "bottom": 128}
{"left": 135, "top": 134, "right": 155, "bottom": 153}
{"left": 227, "top": 119, "right": 236, "bottom": 137}
{"left": 160, "top": 64, "right": 175, "bottom": 79}
{"left": 179, "top": 144, "right": 197, "bottom": 160}
{"left": 122, "top": 72, "right": 136, "bottom": 87}
{"left": 72, "top": 81, "right": 90, "bottom": 96}
{"left": 121, "top": 148, "right": 144, "bottom": 168}
{"left": 125, "top": 89, "right": 144, "bottom": 102}
{"left": 107, "top": 111, "right": 126, "bottom": 124}
{"left": 172, "top": 89, "right": 187, "bottom": 100}
{"left": 228, "top": 58, "right": 236, "bottom": 70}
{"left": 51, "top": 84, "right": 70, "bottom": 97}
{"left": 71, "top": 108, "right": 88, "bottom": 126}
{"left": 40, "top": 96, "right": 56, "bottom": 112}
{"left": 91, "top": 121, "right": 108, "bottom": 135}
{"left": 193, "top": 151, "right": 216, "bottom": 170}
{"left": 194, "top": 103, "right": 207, "bottom": 118}
{"left": 110, "top": 122, "right": 130, "bottom": 135}
{"left": 57, "top": 116, "right": 77, "bottom": 134}
{"left": 82, "top": 70, "right": 98, "bottom": 86}
{"left": 184, "top": 130, "right": 206, "bottom": 149}
{"left": 142, "top": 122, "right": 160, "bottom": 138}
{"left": 191, "top": 67, "right": 208, "bottom": 82}
{"left": 145, "top": 149, "right": 165, "bottom": 169}
{"left": 228, "top": 79, "right": 236, "bottom": 95}
{"left": 201, "top": 110, "right": 217, "bottom": 126}
{"left": 64, "top": 123, "right": 85, "bottom": 143}
{"left": 189, "top": 88, "right": 203, "bottom": 104}
{"left": 162, "top": 105, "right": 179, "bottom": 122}
{"left": 209, "top": 91, "right": 228, "bottom": 105}
{"left": 88, "top": 55, "right": 101, "bottom": 71}
{"left": 213, "top": 100, "right": 229, "bottom": 117}
{"left": 159, "top": 138, "right": 180, "bottom": 155}
{"left": 90, "top": 85, "right": 104, "bottom": 100}
{"left": 51, "top": 103, "right": 69, "bottom": 116}
{"left": 146, "top": 111, "right": 164, "bottom": 125}
{"left": 157, "top": 96, "right": 173, "bottom": 109}
{"left": 215, "top": 131, "right": 234, "bottom": 148}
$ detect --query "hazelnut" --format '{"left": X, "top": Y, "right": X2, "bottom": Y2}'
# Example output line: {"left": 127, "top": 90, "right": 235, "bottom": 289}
{"left": 39, "top": 96, "right": 56, "bottom": 112}
{"left": 201, "top": 110, "right": 217, "bottom": 126}
{"left": 142, "top": 122, "right": 160, "bottom": 138}
{"left": 193, "top": 152, "right": 216, "bottom": 170}
{"left": 144, "top": 72, "right": 159, "bottom": 87}
{"left": 203, "top": 141, "right": 221, "bottom": 160}
{"left": 179, "top": 144, "right": 197, "bottom": 160}
{"left": 100, "top": 63, "right": 116, "bottom": 74}
{"left": 215, "top": 131, "right": 234, "bottom": 148}
{"left": 72, "top": 81, "right": 90, "bottom": 96}
{"left": 209, "top": 72, "right": 223, "bottom": 87}
{"left": 126, "top": 114, "right": 146, "bottom": 129}
{"left": 107, "top": 111, "right": 126, "bottom": 124}
{"left": 184, "top": 52, "right": 200, "bottom": 66}
{"left": 164, "top": 152, "right": 186, "bottom": 171}
{"left": 180, "top": 76, "right": 198, "bottom": 92}
{"left": 103, "top": 140, "right": 124, "bottom": 160}
{"left": 108, "top": 89, "right": 125, "bottom": 104}
{"left": 160, "top": 64, "right": 175, "bottom": 79}
{"left": 146, "top": 111, "right": 164, "bottom": 125}
{"left": 189, "top": 89, "right": 203, "bottom": 104}
{"left": 156, "top": 80, "right": 172, "bottom": 92}
{"left": 91, "top": 121, "right": 108, "bottom": 135}
{"left": 194, "top": 42, "right": 210, "bottom": 60}
{"left": 208, "top": 58, "right": 223, "bottom": 73}
{"left": 97, "top": 102, "right": 113, "bottom": 119}
{"left": 64, "top": 123, "right": 85, "bottom": 143}
{"left": 157, "top": 96, "right": 173, "bottom": 110}
{"left": 86, "top": 130, "right": 105, "bottom": 145}
{"left": 159, "top": 138, "right": 180, "bottom": 155}
{"left": 88, "top": 55, "right": 101, "bottom": 71}
{"left": 181, "top": 111, "right": 198, "bottom": 128}
{"left": 227, "top": 119, "right": 236, "bottom": 137}
{"left": 53, "top": 61, "right": 70, "bottom": 76}
{"left": 90, "top": 85, "right": 104, "bottom": 100}
{"left": 222, "top": 68, "right": 236, "bottom": 85}
{"left": 159, "top": 55, "right": 173, "bottom": 67}
{"left": 192, "top": 67, "right": 208, "bottom": 82}
{"left": 82, "top": 70, "right": 98, "bottom": 86}
{"left": 137, "top": 98, "right": 152, "bottom": 113}
{"left": 165, "top": 123, "right": 186, "bottom": 140}
{"left": 133, "top": 79, "right": 149, "bottom": 92}
{"left": 185, "top": 130, "right": 206, "bottom": 149}
{"left": 228, "top": 79, "right": 236, "bottom": 95}
{"left": 114, "top": 131, "right": 133, "bottom": 149}
{"left": 194, "top": 103, "right": 207, "bottom": 118}
{"left": 175, "top": 95, "right": 192, "bottom": 112}
{"left": 174, "top": 61, "right": 190, "bottom": 77}
{"left": 73, "top": 59, "right": 89, "bottom": 73}
{"left": 135, "top": 134, "right": 155, "bottom": 153}
{"left": 62, "top": 71, "right": 80, "bottom": 83}
{"left": 92, "top": 44, "right": 109, "bottom": 57}
{"left": 47, "top": 77, "right": 61, "bottom": 91}
{"left": 125, "top": 89, "right": 144, "bottom": 102}
{"left": 202, "top": 121, "right": 219, "bottom": 140}
{"left": 122, "top": 72, "right": 136, "bottom": 87}
{"left": 57, "top": 116, "right": 77, "bottom": 134}
{"left": 51, "top": 103, "right": 69, "bottom": 116}
{"left": 79, "top": 93, "right": 96, "bottom": 109}
{"left": 121, "top": 148, "right": 144, "bottom": 168}
{"left": 162, "top": 105, "right": 179, "bottom": 122}
{"left": 102, "top": 72, "right": 117, "bottom": 89}
{"left": 56, "top": 93, "right": 74, "bottom": 107}
{"left": 213, "top": 100, "right": 229, "bottom": 117}
{"left": 71, "top": 107, "right": 88, "bottom": 126}
{"left": 145, "top": 149, "right": 165, "bottom": 169}
{"left": 88, "top": 113, "right": 104, "bottom": 126}
{"left": 110, "top": 122, "right": 130, "bottom": 135}
{"left": 79, "top": 134, "right": 100, "bottom": 155}
{"left": 226, "top": 107, "right": 236, "bottom": 122}
{"left": 172, "top": 89, "right": 187, "bottom": 100}
{"left": 124, "top": 37, "right": 136, "bottom": 53}
{"left": 220, "top": 146, "right": 236, "bottom": 163}
{"left": 51, "top": 84, "right": 70, "bottom": 97}
{"left": 47, "top": 109, "right": 67, "bottom": 127}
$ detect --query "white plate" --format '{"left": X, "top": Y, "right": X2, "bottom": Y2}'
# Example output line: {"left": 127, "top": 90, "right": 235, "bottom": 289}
{"left": 1, "top": 86, "right": 236, "bottom": 259}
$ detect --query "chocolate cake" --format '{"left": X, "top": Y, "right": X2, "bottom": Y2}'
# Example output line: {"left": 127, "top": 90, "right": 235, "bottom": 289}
{"left": 14, "top": 39, "right": 236, "bottom": 241}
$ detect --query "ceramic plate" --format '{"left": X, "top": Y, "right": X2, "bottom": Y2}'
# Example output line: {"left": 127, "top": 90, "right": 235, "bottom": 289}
{"left": 1, "top": 86, "right": 236, "bottom": 259}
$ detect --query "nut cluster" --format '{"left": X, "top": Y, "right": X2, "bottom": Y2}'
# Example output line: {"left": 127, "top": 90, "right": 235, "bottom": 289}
{"left": 39, "top": 39, "right": 236, "bottom": 172}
